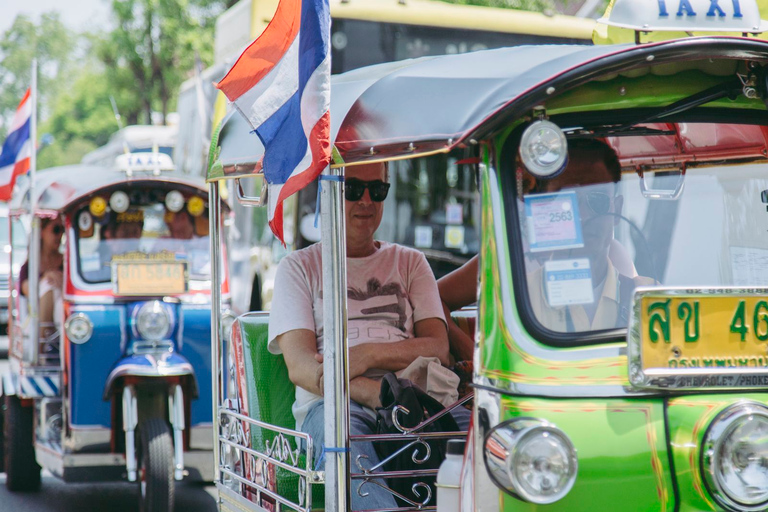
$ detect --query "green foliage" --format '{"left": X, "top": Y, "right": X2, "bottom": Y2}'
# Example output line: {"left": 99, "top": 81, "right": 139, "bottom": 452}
{"left": 99, "top": 0, "right": 225, "bottom": 125}
{"left": 0, "top": 13, "right": 79, "bottom": 140}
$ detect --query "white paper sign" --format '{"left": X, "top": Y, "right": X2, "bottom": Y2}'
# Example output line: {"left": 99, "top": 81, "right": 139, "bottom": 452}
{"left": 730, "top": 246, "right": 768, "bottom": 286}
{"left": 544, "top": 258, "right": 594, "bottom": 307}
{"left": 414, "top": 225, "right": 433, "bottom": 248}
{"left": 525, "top": 191, "right": 584, "bottom": 252}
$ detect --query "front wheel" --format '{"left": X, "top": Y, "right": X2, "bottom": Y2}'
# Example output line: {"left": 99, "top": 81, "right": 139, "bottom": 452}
{"left": 4, "top": 394, "right": 41, "bottom": 491}
{"left": 138, "top": 417, "right": 175, "bottom": 512}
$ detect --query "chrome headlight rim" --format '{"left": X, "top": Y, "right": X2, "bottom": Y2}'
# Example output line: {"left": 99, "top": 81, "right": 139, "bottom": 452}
{"left": 702, "top": 401, "right": 768, "bottom": 512}
{"left": 483, "top": 417, "right": 578, "bottom": 504}
{"left": 64, "top": 313, "right": 94, "bottom": 344}
{"left": 134, "top": 300, "right": 174, "bottom": 342}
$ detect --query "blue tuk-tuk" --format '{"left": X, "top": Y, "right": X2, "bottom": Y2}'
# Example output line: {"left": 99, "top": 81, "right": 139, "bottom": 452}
{"left": 2, "top": 154, "right": 229, "bottom": 511}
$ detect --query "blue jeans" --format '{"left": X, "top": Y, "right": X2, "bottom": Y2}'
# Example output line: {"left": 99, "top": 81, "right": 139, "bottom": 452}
{"left": 302, "top": 400, "right": 471, "bottom": 511}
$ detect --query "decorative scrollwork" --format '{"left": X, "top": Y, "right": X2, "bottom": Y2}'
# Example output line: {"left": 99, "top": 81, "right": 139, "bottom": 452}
{"left": 265, "top": 432, "right": 300, "bottom": 467}
{"left": 355, "top": 438, "right": 433, "bottom": 475}
{"left": 356, "top": 477, "right": 433, "bottom": 507}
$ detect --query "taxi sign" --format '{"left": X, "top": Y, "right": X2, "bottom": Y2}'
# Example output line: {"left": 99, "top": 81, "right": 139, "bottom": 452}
{"left": 115, "top": 152, "right": 175, "bottom": 173}
{"left": 628, "top": 287, "right": 768, "bottom": 390}
{"left": 600, "top": 0, "right": 768, "bottom": 33}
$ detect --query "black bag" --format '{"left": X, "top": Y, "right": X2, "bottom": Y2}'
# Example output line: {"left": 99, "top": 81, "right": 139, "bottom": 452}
{"left": 374, "top": 373, "right": 459, "bottom": 504}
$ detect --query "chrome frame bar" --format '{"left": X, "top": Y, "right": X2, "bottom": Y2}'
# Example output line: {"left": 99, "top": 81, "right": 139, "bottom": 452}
{"left": 320, "top": 166, "right": 350, "bottom": 512}
{"left": 169, "top": 384, "right": 185, "bottom": 480}
{"left": 122, "top": 385, "right": 138, "bottom": 482}
{"left": 209, "top": 180, "right": 223, "bottom": 484}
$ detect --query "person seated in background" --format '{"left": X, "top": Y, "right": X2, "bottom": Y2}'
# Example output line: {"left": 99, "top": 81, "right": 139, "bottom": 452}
{"left": 20, "top": 216, "right": 64, "bottom": 339}
{"left": 437, "top": 255, "right": 477, "bottom": 364}
{"left": 269, "top": 162, "right": 469, "bottom": 511}
{"left": 165, "top": 209, "right": 194, "bottom": 240}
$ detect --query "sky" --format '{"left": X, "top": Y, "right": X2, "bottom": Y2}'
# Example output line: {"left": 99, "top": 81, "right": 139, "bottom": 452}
{"left": 0, "top": 0, "right": 111, "bottom": 37}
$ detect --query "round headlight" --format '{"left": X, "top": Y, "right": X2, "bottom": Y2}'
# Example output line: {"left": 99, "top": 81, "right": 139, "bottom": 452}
{"left": 65, "top": 313, "right": 93, "bottom": 344}
{"left": 484, "top": 418, "right": 577, "bottom": 504}
{"left": 135, "top": 301, "right": 173, "bottom": 342}
{"left": 519, "top": 120, "right": 568, "bottom": 178}
{"left": 703, "top": 402, "right": 768, "bottom": 511}
{"left": 109, "top": 191, "right": 130, "bottom": 213}
{"left": 165, "top": 190, "right": 185, "bottom": 213}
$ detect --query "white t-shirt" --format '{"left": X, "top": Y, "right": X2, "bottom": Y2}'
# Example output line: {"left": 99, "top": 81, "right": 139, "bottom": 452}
{"left": 268, "top": 241, "right": 446, "bottom": 429}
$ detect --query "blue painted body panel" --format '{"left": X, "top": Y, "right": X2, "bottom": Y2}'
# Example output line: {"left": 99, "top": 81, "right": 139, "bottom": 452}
{"left": 68, "top": 302, "right": 212, "bottom": 428}
{"left": 69, "top": 306, "right": 124, "bottom": 426}
{"left": 179, "top": 306, "right": 213, "bottom": 426}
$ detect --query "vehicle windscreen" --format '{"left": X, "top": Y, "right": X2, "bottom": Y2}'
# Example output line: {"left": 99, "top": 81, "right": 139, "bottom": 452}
{"left": 512, "top": 122, "right": 768, "bottom": 341}
{"left": 76, "top": 199, "right": 210, "bottom": 284}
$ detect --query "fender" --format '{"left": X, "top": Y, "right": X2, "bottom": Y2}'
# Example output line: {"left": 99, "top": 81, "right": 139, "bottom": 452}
{"left": 103, "top": 352, "right": 198, "bottom": 400}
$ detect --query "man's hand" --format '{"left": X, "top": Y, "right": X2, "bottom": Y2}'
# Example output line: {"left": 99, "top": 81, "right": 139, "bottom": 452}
{"left": 350, "top": 377, "right": 382, "bottom": 409}
{"left": 316, "top": 346, "right": 371, "bottom": 381}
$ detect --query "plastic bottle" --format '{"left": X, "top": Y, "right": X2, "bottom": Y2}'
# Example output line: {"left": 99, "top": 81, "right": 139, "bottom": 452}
{"left": 436, "top": 439, "right": 465, "bottom": 512}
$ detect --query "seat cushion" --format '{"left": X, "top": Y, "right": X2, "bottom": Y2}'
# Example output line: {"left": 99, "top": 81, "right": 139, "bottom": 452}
{"left": 235, "top": 312, "right": 324, "bottom": 509}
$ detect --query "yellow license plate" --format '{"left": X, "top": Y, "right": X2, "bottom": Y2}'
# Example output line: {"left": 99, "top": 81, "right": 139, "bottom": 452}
{"left": 114, "top": 262, "right": 187, "bottom": 296}
{"left": 639, "top": 293, "right": 768, "bottom": 372}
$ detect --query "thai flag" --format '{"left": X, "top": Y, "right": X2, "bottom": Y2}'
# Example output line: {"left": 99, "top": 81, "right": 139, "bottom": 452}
{"left": 0, "top": 89, "right": 32, "bottom": 201}
{"left": 216, "top": 0, "right": 331, "bottom": 243}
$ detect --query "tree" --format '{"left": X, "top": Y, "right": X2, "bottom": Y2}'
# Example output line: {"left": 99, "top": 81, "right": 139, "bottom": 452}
{"left": 98, "top": 0, "right": 229, "bottom": 126}
{"left": 0, "top": 13, "right": 79, "bottom": 140}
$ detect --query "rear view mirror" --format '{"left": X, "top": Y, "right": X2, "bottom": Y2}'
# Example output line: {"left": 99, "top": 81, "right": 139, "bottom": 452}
{"left": 638, "top": 168, "right": 685, "bottom": 200}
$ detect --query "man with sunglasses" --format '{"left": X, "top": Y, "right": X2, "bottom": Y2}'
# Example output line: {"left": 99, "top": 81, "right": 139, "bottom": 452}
{"left": 526, "top": 139, "right": 655, "bottom": 333}
{"left": 269, "top": 162, "right": 461, "bottom": 510}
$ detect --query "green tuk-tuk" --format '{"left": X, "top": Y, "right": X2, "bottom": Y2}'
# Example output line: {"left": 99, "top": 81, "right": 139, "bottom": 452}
{"left": 208, "top": 0, "right": 768, "bottom": 510}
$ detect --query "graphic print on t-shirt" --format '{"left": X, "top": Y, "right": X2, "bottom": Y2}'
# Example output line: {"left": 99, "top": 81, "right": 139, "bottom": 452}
{"left": 347, "top": 278, "right": 409, "bottom": 342}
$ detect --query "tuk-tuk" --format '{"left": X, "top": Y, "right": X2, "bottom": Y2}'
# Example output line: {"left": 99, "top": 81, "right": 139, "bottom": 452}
{"left": 2, "top": 153, "right": 229, "bottom": 511}
{"left": 209, "top": 0, "right": 768, "bottom": 510}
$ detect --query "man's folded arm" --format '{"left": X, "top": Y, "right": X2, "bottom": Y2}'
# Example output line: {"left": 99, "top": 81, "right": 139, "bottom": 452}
{"left": 278, "top": 329, "right": 324, "bottom": 395}
{"left": 348, "top": 317, "right": 450, "bottom": 379}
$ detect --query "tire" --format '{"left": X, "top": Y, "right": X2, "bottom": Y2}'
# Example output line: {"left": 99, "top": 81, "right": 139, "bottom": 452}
{"left": 138, "top": 417, "right": 175, "bottom": 512}
{"left": 4, "top": 394, "right": 41, "bottom": 491}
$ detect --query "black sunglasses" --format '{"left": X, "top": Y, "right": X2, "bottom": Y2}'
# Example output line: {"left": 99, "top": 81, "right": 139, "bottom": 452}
{"left": 51, "top": 225, "right": 64, "bottom": 235}
{"left": 584, "top": 191, "right": 612, "bottom": 216}
{"left": 345, "top": 179, "right": 390, "bottom": 202}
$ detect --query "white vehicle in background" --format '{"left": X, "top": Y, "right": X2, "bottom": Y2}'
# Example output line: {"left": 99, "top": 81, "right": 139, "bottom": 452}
{"left": 0, "top": 205, "right": 26, "bottom": 333}
{"left": 81, "top": 124, "right": 178, "bottom": 167}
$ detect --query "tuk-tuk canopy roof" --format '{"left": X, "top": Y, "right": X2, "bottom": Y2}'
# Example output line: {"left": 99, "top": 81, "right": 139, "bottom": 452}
{"left": 211, "top": 36, "right": 768, "bottom": 180}
{"left": 11, "top": 165, "right": 211, "bottom": 215}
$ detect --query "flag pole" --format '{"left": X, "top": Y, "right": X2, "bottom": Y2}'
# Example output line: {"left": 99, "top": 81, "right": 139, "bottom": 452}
{"left": 28, "top": 58, "right": 40, "bottom": 363}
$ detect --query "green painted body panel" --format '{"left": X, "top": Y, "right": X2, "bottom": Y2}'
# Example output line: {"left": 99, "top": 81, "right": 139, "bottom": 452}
{"left": 496, "top": 397, "right": 674, "bottom": 512}
{"left": 665, "top": 394, "right": 768, "bottom": 512}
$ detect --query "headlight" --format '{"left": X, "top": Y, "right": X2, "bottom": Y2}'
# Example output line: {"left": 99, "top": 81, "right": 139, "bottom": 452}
{"left": 135, "top": 301, "right": 174, "bottom": 341}
{"left": 519, "top": 119, "right": 568, "bottom": 179}
{"left": 65, "top": 313, "right": 93, "bottom": 344}
{"left": 703, "top": 402, "right": 768, "bottom": 511}
{"left": 484, "top": 418, "right": 577, "bottom": 504}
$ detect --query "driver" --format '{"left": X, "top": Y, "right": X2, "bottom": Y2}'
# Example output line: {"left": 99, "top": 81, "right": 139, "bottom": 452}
{"left": 526, "top": 139, "right": 654, "bottom": 332}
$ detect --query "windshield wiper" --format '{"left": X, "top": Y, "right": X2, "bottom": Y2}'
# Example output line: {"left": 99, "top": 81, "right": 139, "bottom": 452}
{"left": 606, "top": 78, "right": 744, "bottom": 135}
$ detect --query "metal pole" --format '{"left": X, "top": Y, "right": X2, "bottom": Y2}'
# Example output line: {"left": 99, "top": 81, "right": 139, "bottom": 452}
{"left": 28, "top": 59, "right": 39, "bottom": 364}
{"left": 209, "top": 180, "right": 222, "bottom": 484}
{"left": 321, "top": 166, "right": 350, "bottom": 512}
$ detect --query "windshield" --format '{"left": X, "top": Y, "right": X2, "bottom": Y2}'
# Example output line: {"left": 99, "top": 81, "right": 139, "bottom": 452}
{"left": 511, "top": 123, "right": 768, "bottom": 341}
{"left": 76, "top": 199, "right": 210, "bottom": 284}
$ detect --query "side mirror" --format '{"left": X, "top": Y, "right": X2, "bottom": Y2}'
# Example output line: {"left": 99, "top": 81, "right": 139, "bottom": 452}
{"left": 299, "top": 214, "right": 321, "bottom": 244}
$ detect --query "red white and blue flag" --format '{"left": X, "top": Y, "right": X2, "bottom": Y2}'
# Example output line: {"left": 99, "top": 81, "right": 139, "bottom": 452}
{"left": 216, "top": 0, "right": 331, "bottom": 243}
{"left": 0, "top": 89, "right": 32, "bottom": 201}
